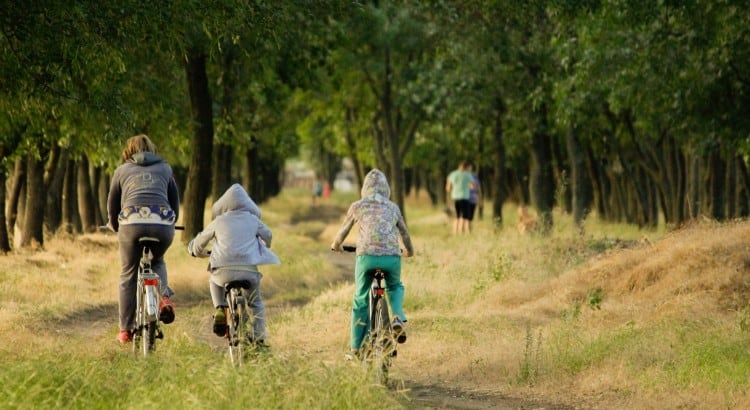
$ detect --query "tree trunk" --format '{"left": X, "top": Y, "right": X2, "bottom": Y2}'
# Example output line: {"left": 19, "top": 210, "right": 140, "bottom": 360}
{"left": 62, "top": 159, "right": 81, "bottom": 234}
{"left": 529, "top": 107, "right": 555, "bottom": 234}
{"left": 708, "top": 146, "right": 726, "bottom": 221}
{"left": 182, "top": 52, "right": 215, "bottom": 241}
{"left": 45, "top": 147, "right": 68, "bottom": 233}
{"left": 243, "top": 136, "right": 260, "bottom": 200}
{"left": 566, "top": 127, "right": 592, "bottom": 229}
{"left": 687, "top": 152, "right": 701, "bottom": 219}
{"left": 491, "top": 97, "right": 507, "bottom": 226}
{"left": 20, "top": 154, "right": 45, "bottom": 248}
{"left": 77, "top": 156, "right": 97, "bottom": 233}
{"left": 6, "top": 158, "right": 25, "bottom": 237}
{"left": 736, "top": 156, "right": 750, "bottom": 218}
{"left": 97, "top": 169, "right": 110, "bottom": 224}
{"left": 344, "top": 106, "right": 364, "bottom": 187}
{"left": 212, "top": 48, "right": 237, "bottom": 201}
{"left": 0, "top": 169, "right": 9, "bottom": 252}
{"left": 212, "top": 143, "right": 233, "bottom": 200}
{"left": 727, "top": 155, "right": 737, "bottom": 218}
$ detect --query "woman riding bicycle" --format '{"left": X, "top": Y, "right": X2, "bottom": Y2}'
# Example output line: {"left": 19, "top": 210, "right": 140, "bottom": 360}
{"left": 107, "top": 134, "right": 180, "bottom": 344}
{"left": 330, "top": 169, "right": 415, "bottom": 359}
{"left": 187, "top": 184, "right": 280, "bottom": 345}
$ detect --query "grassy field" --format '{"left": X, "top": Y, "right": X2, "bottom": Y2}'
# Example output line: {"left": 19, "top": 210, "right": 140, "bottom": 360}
{"left": 2, "top": 188, "right": 750, "bottom": 409}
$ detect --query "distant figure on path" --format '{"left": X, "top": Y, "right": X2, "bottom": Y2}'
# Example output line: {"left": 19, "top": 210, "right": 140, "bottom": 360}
{"left": 466, "top": 162, "right": 482, "bottom": 231}
{"left": 445, "top": 160, "right": 475, "bottom": 234}
{"left": 312, "top": 176, "right": 323, "bottom": 206}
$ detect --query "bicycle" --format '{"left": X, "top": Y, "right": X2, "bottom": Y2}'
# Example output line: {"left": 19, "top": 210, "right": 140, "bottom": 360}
{"left": 341, "top": 245, "right": 398, "bottom": 384}
{"left": 132, "top": 236, "right": 164, "bottom": 356}
{"left": 222, "top": 279, "right": 265, "bottom": 367}
{"left": 198, "top": 248, "right": 265, "bottom": 367}
{"left": 101, "top": 224, "right": 181, "bottom": 356}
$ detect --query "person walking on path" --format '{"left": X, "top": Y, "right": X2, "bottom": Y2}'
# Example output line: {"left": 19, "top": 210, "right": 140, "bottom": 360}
{"left": 466, "top": 162, "right": 482, "bottom": 232}
{"left": 445, "top": 160, "right": 475, "bottom": 234}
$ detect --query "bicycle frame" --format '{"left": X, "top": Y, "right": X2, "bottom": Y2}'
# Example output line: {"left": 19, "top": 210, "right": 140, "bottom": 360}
{"left": 336, "top": 245, "right": 398, "bottom": 383}
{"left": 133, "top": 238, "right": 162, "bottom": 356}
{"left": 365, "top": 269, "right": 396, "bottom": 383}
{"left": 224, "top": 280, "right": 254, "bottom": 367}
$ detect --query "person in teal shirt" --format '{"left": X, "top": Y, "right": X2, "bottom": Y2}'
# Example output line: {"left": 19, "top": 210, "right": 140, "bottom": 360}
{"left": 445, "top": 160, "right": 475, "bottom": 234}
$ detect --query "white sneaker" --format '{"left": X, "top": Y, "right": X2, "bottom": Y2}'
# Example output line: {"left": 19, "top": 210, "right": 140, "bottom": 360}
{"left": 392, "top": 317, "right": 407, "bottom": 344}
{"left": 345, "top": 349, "right": 361, "bottom": 361}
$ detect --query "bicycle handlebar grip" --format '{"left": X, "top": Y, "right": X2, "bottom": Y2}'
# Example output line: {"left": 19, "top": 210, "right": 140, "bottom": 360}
{"left": 342, "top": 245, "right": 356, "bottom": 252}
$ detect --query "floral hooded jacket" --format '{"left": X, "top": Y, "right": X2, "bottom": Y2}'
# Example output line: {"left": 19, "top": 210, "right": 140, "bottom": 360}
{"left": 332, "top": 169, "right": 414, "bottom": 256}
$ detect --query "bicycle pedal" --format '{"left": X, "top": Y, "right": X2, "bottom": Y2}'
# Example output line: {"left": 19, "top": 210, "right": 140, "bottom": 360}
{"left": 156, "top": 329, "right": 164, "bottom": 339}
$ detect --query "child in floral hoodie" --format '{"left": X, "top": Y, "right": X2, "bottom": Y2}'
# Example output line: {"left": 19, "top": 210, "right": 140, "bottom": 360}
{"left": 331, "top": 169, "right": 414, "bottom": 357}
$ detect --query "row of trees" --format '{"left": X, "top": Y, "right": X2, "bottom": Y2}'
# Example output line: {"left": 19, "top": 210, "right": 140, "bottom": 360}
{"left": 299, "top": 0, "right": 750, "bottom": 231}
{"left": 2, "top": 1, "right": 749, "bottom": 252}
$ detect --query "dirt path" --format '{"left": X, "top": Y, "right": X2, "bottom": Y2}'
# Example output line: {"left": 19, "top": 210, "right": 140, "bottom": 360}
{"left": 290, "top": 204, "right": 576, "bottom": 409}
{"left": 39, "top": 204, "right": 575, "bottom": 409}
{"left": 403, "top": 383, "right": 572, "bottom": 409}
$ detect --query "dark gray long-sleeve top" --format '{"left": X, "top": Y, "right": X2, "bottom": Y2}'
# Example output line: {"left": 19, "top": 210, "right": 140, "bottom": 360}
{"left": 107, "top": 152, "right": 180, "bottom": 232}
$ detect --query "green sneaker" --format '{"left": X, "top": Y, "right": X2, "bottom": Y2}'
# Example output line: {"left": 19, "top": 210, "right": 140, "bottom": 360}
{"left": 213, "top": 307, "right": 227, "bottom": 337}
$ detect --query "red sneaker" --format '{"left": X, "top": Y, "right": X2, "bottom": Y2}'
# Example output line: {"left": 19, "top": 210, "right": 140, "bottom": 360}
{"left": 159, "top": 296, "right": 175, "bottom": 324}
{"left": 118, "top": 329, "right": 132, "bottom": 344}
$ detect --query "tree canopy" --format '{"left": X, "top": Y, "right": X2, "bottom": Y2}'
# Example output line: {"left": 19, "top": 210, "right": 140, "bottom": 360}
{"left": 2, "top": 0, "right": 749, "bottom": 250}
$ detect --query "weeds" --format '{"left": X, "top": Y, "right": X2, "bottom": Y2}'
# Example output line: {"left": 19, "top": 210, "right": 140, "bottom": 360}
{"left": 517, "top": 324, "right": 543, "bottom": 385}
{"left": 739, "top": 304, "right": 750, "bottom": 332}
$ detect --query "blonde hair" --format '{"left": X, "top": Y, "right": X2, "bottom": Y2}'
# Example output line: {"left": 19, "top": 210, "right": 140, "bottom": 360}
{"left": 121, "top": 134, "right": 157, "bottom": 162}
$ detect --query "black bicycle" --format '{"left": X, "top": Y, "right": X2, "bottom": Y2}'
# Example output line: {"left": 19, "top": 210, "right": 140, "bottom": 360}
{"left": 341, "top": 245, "right": 397, "bottom": 384}
{"left": 223, "top": 279, "right": 259, "bottom": 367}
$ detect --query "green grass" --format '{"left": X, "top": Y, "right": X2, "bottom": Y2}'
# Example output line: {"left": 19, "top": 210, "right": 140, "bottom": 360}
{"left": 543, "top": 317, "right": 750, "bottom": 393}
{"left": 0, "top": 343, "right": 403, "bottom": 410}
{"left": 3, "top": 189, "right": 750, "bottom": 408}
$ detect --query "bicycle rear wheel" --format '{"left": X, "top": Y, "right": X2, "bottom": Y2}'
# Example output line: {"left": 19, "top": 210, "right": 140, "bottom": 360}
{"left": 133, "top": 283, "right": 145, "bottom": 355}
{"left": 143, "top": 320, "right": 157, "bottom": 355}
{"left": 370, "top": 297, "right": 393, "bottom": 384}
{"left": 228, "top": 289, "right": 247, "bottom": 367}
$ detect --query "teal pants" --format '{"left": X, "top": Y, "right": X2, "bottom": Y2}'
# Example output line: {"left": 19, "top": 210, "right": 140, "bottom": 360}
{"left": 351, "top": 255, "right": 405, "bottom": 350}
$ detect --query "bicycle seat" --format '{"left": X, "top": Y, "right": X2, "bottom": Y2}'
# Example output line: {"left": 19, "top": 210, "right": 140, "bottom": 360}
{"left": 138, "top": 237, "right": 160, "bottom": 245}
{"left": 366, "top": 268, "right": 387, "bottom": 277}
{"left": 224, "top": 280, "right": 253, "bottom": 290}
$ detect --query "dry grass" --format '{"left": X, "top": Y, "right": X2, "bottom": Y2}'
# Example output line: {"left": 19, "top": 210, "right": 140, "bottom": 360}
{"left": 2, "top": 189, "right": 750, "bottom": 409}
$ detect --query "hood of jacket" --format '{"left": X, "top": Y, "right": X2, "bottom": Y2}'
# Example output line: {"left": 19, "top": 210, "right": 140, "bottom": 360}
{"left": 360, "top": 169, "right": 390, "bottom": 202}
{"left": 211, "top": 183, "right": 261, "bottom": 219}
{"left": 129, "top": 152, "right": 165, "bottom": 166}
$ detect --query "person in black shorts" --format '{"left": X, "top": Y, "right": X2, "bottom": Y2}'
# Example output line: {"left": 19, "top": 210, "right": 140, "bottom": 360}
{"left": 445, "top": 161, "right": 475, "bottom": 234}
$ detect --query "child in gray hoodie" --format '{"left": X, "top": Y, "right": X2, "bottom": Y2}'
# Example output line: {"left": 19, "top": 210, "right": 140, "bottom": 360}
{"left": 188, "top": 184, "right": 280, "bottom": 344}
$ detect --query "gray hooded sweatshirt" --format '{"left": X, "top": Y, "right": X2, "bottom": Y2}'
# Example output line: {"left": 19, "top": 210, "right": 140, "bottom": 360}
{"left": 107, "top": 152, "right": 180, "bottom": 231}
{"left": 188, "top": 184, "right": 280, "bottom": 269}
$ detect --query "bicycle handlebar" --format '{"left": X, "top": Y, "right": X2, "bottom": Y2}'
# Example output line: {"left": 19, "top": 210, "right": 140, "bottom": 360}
{"left": 337, "top": 245, "right": 405, "bottom": 254}
{"left": 98, "top": 225, "right": 184, "bottom": 231}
